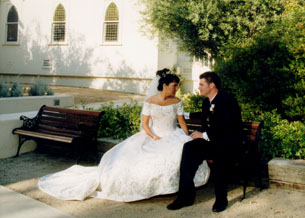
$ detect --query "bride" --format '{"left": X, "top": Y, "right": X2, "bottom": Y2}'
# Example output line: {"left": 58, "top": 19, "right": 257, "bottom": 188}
{"left": 38, "top": 69, "right": 210, "bottom": 202}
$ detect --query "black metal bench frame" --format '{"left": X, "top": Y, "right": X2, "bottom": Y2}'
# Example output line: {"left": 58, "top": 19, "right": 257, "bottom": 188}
{"left": 12, "top": 105, "right": 104, "bottom": 162}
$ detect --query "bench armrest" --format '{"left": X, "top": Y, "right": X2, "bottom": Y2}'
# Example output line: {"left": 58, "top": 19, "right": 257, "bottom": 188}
{"left": 20, "top": 115, "right": 38, "bottom": 130}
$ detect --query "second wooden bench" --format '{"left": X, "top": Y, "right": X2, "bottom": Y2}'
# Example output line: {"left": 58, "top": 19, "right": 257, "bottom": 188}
{"left": 184, "top": 118, "right": 264, "bottom": 200}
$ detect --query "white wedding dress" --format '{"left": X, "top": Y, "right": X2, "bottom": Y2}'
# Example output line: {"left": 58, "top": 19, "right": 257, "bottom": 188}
{"left": 38, "top": 101, "right": 210, "bottom": 202}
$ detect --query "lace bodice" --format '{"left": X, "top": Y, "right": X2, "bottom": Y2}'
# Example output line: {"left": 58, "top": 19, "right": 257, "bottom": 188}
{"left": 142, "top": 101, "right": 184, "bottom": 137}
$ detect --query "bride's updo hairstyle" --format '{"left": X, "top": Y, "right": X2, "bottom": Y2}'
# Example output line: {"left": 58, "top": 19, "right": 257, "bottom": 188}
{"left": 156, "top": 68, "right": 171, "bottom": 78}
{"left": 157, "top": 72, "right": 180, "bottom": 91}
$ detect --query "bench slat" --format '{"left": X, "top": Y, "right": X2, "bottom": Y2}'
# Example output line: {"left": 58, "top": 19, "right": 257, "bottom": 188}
{"left": 185, "top": 125, "right": 202, "bottom": 132}
{"left": 37, "top": 128, "right": 82, "bottom": 138}
{"left": 44, "top": 106, "right": 100, "bottom": 117}
{"left": 40, "top": 115, "right": 96, "bottom": 127}
{"left": 41, "top": 111, "right": 97, "bottom": 122}
{"left": 243, "top": 129, "right": 258, "bottom": 137}
{"left": 38, "top": 120, "right": 80, "bottom": 130}
{"left": 186, "top": 119, "right": 202, "bottom": 125}
{"left": 184, "top": 119, "right": 262, "bottom": 142}
{"left": 242, "top": 122, "right": 260, "bottom": 129}
{"left": 247, "top": 136, "right": 256, "bottom": 142}
{"left": 36, "top": 125, "right": 82, "bottom": 136}
{"left": 14, "top": 129, "right": 73, "bottom": 143}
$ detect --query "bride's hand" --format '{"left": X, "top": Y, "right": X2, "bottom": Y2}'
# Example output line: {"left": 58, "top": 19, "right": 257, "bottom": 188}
{"left": 190, "top": 131, "right": 203, "bottom": 139}
{"left": 153, "top": 136, "right": 161, "bottom": 140}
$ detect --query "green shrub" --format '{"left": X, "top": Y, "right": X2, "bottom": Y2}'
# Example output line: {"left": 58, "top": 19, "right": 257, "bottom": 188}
{"left": 214, "top": 38, "right": 294, "bottom": 114}
{"left": 0, "top": 83, "right": 10, "bottom": 97}
{"left": 180, "top": 92, "right": 204, "bottom": 112}
{"left": 97, "top": 100, "right": 142, "bottom": 139}
{"left": 258, "top": 111, "right": 282, "bottom": 160}
{"left": 47, "top": 89, "right": 54, "bottom": 95}
{"left": 10, "top": 82, "right": 23, "bottom": 97}
{"left": 272, "top": 120, "right": 305, "bottom": 159}
{"left": 28, "top": 81, "right": 53, "bottom": 96}
{"left": 255, "top": 110, "right": 305, "bottom": 160}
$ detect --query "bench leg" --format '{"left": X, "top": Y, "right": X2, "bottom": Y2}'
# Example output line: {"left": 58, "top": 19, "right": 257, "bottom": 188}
{"left": 15, "top": 135, "right": 27, "bottom": 157}
{"left": 241, "top": 173, "right": 248, "bottom": 201}
{"left": 256, "top": 162, "right": 263, "bottom": 191}
{"left": 75, "top": 139, "right": 86, "bottom": 164}
{"left": 75, "top": 140, "right": 99, "bottom": 164}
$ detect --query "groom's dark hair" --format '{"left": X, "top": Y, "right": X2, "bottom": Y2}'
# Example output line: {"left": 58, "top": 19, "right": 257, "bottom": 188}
{"left": 157, "top": 74, "right": 180, "bottom": 91}
{"left": 200, "top": 71, "right": 221, "bottom": 90}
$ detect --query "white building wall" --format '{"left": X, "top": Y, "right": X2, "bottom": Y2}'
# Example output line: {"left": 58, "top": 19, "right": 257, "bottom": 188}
{"left": 0, "top": 0, "right": 211, "bottom": 95}
{"left": 0, "top": 0, "right": 174, "bottom": 94}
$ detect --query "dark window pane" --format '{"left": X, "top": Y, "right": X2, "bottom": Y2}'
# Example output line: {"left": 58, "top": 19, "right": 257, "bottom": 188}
{"left": 7, "top": 7, "right": 18, "bottom": 22}
{"left": 105, "top": 3, "right": 119, "bottom": 21}
{"left": 53, "top": 23, "right": 65, "bottom": 42}
{"left": 105, "top": 23, "right": 118, "bottom": 41}
{"left": 7, "top": 24, "right": 18, "bottom": 41}
{"left": 53, "top": 4, "right": 66, "bottom": 21}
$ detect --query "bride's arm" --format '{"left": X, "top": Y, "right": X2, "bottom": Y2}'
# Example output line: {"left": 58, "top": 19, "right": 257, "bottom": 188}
{"left": 142, "top": 115, "right": 161, "bottom": 140}
{"left": 177, "top": 115, "right": 189, "bottom": 135}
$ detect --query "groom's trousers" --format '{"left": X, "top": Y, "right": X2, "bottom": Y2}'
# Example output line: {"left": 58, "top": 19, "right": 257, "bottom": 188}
{"left": 178, "top": 138, "right": 229, "bottom": 202}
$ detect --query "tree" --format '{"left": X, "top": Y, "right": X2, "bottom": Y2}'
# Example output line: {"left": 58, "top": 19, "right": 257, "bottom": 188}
{"left": 140, "top": 0, "right": 283, "bottom": 58}
{"left": 214, "top": 0, "right": 305, "bottom": 121}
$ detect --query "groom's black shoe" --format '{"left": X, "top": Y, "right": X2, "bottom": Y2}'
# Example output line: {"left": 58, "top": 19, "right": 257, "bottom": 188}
{"left": 167, "top": 197, "right": 194, "bottom": 210}
{"left": 212, "top": 198, "right": 228, "bottom": 212}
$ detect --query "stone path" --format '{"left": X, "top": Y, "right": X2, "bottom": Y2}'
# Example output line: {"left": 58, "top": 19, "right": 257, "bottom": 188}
{"left": 1, "top": 86, "right": 305, "bottom": 218}
{"left": 0, "top": 186, "right": 75, "bottom": 218}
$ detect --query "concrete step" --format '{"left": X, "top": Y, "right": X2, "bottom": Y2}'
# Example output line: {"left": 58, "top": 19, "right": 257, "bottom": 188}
{"left": 268, "top": 158, "right": 305, "bottom": 191}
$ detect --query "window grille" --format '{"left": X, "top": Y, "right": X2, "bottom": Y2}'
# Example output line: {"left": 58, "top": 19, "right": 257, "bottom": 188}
{"left": 6, "top": 6, "right": 18, "bottom": 42}
{"left": 104, "top": 3, "right": 119, "bottom": 42}
{"left": 43, "top": 60, "right": 52, "bottom": 69}
{"left": 52, "top": 4, "right": 66, "bottom": 42}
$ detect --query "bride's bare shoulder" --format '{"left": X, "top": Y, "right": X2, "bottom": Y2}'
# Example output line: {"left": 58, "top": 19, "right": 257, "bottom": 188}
{"left": 171, "top": 97, "right": 181, "bottom": 104}
{"left": 145, "top": 95, "right": 159, "bottom": 104}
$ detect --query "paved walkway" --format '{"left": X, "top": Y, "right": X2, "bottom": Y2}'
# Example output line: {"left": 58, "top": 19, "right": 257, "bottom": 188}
{"left": 1, "top": 86, "right": 305, "bottom": 218}
{"left": 0, "top": 86, "right": 143, "bottom": 218}
{"left": 50, "top": 85, "right": 145, "bottom": 106}
{"left": 0, "top": 186, "right": 75, "bottom": 218}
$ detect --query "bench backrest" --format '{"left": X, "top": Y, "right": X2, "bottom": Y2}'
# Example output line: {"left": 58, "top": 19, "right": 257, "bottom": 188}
{"left": 36, "top": 105, "right": 103, "bottom": 138}
{"left": 184, "top": 119, "right": 263, "bottom": 144}
{"left": 241, "top": 121, "right": 263, "bottom": 144}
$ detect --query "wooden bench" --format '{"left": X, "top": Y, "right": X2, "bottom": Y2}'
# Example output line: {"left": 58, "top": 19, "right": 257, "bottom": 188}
{"left": 12, "top": 105, "right": 104, "bottom": 162}
{"left": 184, "top": 118, "right": 263, "bottom": 200}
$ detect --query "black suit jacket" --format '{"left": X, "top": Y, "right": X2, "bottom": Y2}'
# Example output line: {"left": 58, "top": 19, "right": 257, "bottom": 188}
{"left": 190, "top": 91, "right": 243, "bottom": 158}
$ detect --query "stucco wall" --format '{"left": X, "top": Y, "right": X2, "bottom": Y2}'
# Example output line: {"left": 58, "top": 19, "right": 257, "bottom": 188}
{"left": 0, "top": 0, "right": 174, "bottom": 94}
{"left": 0, "top": 111, "right": 37, "bottom": 159}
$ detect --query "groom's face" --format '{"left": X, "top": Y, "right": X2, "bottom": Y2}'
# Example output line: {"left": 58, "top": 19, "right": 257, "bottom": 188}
{"left": 198, "top": 78, "right": 213, "bottom": 97}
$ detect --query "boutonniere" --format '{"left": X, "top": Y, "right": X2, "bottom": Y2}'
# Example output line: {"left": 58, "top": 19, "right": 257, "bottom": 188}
{"left": 210, "top": 104, "right": 215, "bottom": 113}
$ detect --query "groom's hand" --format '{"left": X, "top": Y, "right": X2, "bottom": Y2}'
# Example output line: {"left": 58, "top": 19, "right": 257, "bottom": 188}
{"left": 190, "top": 131, "right": 203, "bottom": 139}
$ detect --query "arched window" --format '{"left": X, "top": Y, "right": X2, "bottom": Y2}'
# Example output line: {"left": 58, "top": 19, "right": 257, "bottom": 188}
{"left": 104, "top": 3, "right": 119, "bottom": 42}
{"left": 52, "top": 4, "right": 66, "bottom": 42}
{"left": 6, "top": 6, "right": 18, "bottom": 42}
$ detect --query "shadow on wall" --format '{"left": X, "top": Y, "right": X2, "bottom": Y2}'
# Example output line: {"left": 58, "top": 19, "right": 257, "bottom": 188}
{"left": 1, "top": 19, "right": 151, "bottom": 94}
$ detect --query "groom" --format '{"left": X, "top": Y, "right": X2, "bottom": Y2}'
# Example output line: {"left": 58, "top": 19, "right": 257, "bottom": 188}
{"left": 167, "top": 72, "right": 243, "bottom": 212}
